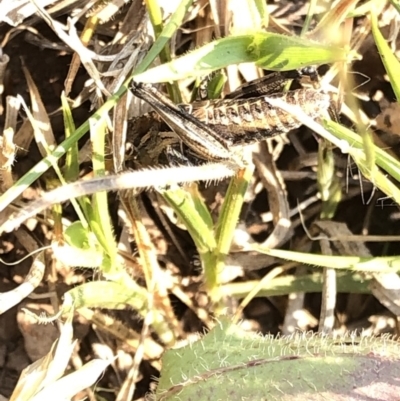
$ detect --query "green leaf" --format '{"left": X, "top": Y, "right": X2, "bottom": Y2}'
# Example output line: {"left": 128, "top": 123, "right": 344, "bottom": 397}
{"left": 134, "top": 32, "right": 350, "bottom": 83}
{"left": 248, "top": 32, "right": 348, "bottom": 69}
{"left": 155, "top": 321, "right": 400, "bottom": 400}
{"left": 66, "top": 281, "right": 147, "bottom": 310}
{"left": 63, "top": 280, "right": 173, "bottom": 343}
{"left": 64, "top": 221, "right": 94, "bottom": 249}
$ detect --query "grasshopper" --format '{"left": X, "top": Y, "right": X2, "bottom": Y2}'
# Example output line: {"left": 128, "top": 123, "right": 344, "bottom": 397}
{"left": 0, "top": 69, "right": 334, "bottom": 233}
{"left": 128, "top": 69, "right": 331, "bottom": 168}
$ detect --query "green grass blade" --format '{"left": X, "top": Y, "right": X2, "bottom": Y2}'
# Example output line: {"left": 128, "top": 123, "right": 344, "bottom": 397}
{"left": 301, "top": 0, "right": 318, "bottom": 35}
{"left": 223, "top": 272, "right": 371, "bottom": 298}
{"left": 389, "top": 0, "right": 400, "bottom": 14}
{"left": 161, "top": 186, "right": 219, "bottom": 294}
{"left": 135, "top": 0, "right": 194, "bottom": 75}
{"left": 61, "top": 93, "right": 79, "bottom": 182}
{"left": 252, "top": 245, "right": 400, "bottom": 273}
{"left": 143, "top": 0, "right": 190, "bottom": 102}
{"left": 60, "top": 92, "right": 89, "bottom": 228}
{"left": 214, "top": 165, "right": 254, "bottom": 286}
{"left": 352, "top": 148, "right": 400, "bottom": 205}
{"left": 161, "top": 187, "right": 216, "bottom": 254}
{"left": 325, "top": 119, "right": 400, "bottom": 185}
{"left": 370, "top": 8, "right": 400, "bottom": 101}
{"left": 88, "top": 117, "right": 119, "bottom": 273}
{"left": 207, "top": 72, "right": 227, "bottom": 100}
{"left": 327, "top": 121, "right": 400, "bottom": 204}
{"left": 252, "top": 0, "right": 269, "bottom": 27}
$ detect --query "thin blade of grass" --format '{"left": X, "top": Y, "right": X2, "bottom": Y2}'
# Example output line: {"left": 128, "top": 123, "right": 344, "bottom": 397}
{"left": 252, "top": 0, "right": 269, "bottom": 28}
{"left": 252, "top": 245, "right": 400, "bottom": 273}
{"left": 144, "top": 0, "right": 186, "bottom": 102}
{"left": 325, "top": 119, "right": 400, "bottom": 185}
{"left": 213, "top": 165, "right": 254, "bottom": 297}
{"left": 0, "top": 162, "right": 238, "bottom": 234}
{"left": 222, "top": 272, "right": 371, "bottom": 298}
{"left": 370, "top": 6, "right": 400, "bottom": 101}
{"left": 161, "top": 187, "right": 217, "bottom": 255}
{"left": 89, "top": 117, "right": 119, "bottom": 273}
{"left": 309, "top": 0, "right": 360, "bottom": 41}
{"left": 317, "top": 140, "right": 341, "bottom": 219}
{"left": 389, "top": 0, "right": 400, "bottom": 14}
{"left": 61, "top": 93, "right": 79, "bottom": 182}
{"left": 135, "top": 0, "right": 194, "bottom": 75}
